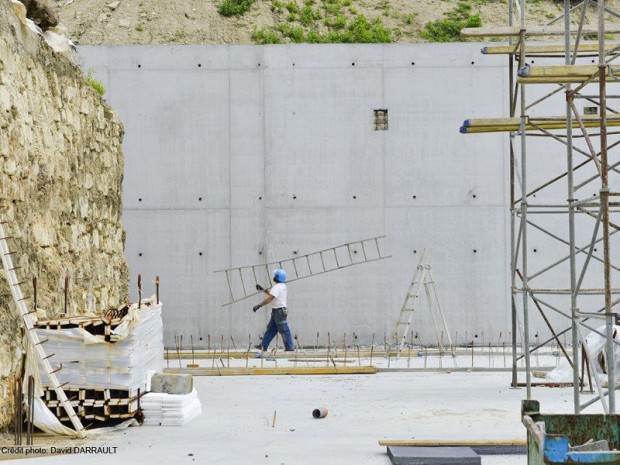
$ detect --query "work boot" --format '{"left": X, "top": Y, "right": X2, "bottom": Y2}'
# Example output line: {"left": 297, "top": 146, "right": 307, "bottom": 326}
{"left": 253, "top": 344, "right": 264, "bottom": 351}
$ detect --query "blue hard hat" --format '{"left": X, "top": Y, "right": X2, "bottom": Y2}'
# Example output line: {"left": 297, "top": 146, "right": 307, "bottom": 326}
{"left": 273, "top": 269, "right": 287, "bottom": 283}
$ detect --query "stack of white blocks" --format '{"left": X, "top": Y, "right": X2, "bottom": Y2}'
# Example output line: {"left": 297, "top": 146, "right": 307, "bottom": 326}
{"left": 141, "top": 389, "right": 202, "bottom": 426}
{"left": 142, "top": 374, "right": 201, "bottom": 426}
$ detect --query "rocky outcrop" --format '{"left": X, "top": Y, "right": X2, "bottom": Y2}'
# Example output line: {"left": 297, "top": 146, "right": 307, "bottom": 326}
{"left": 22, "top": 0, "right": 59, "bottom": 30}
{"left": 0, "top": 0, "right": 129, "bottom": 430}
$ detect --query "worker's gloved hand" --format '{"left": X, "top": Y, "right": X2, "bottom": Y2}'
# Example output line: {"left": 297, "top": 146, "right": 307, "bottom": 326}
{"left": 256, "top": 284, "right": 264, "bottom": 291}
{"left": 252, "top": 304, "right": 261, "bottom": 312}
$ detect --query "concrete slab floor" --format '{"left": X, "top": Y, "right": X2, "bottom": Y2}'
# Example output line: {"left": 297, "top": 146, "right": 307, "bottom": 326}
{"left": 6, "top": 371, "right": 602, "bottom": 465}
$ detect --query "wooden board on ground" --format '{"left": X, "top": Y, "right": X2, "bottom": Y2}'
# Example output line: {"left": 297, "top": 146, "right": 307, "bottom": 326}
{"left": 164, "top": 366, "right": 378, "bottom": 376}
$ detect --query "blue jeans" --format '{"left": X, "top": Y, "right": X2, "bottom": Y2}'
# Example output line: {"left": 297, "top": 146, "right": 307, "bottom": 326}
{"left": 261, "top": 308, "right": 295, "bottom": 351}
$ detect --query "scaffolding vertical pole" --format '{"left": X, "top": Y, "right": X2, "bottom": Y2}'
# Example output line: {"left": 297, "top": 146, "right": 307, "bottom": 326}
{"left": 565, "top": 0, "right": 581, "bottom": 414}
{"left": 518, "top": 2, "right": 532, "bottom": 398}
{"left": 598, "top": 0, "right": 615, "bottom": 414}
{"left": 509, "top": 0, "right": 518, "bottom": 389}
{"left": 509, "top": 70, "right": 519, "bottom": 387}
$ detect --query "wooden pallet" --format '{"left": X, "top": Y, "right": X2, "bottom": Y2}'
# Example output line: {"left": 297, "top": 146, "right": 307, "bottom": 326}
{"left": 43, "top": 387, "right": 142, "bottom": 423}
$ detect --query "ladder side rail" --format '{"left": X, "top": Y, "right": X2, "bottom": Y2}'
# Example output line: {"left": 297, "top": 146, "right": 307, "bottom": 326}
{"left": 423, "top": 280, "right": 444, "bottom": 353}
{"left": 396, "top": 262, "right": 429, "bottom": 353}
{"left": 428, "top": 269, "right": 456, "bottom": 358}
{"left": 0, "top": 223, "right": 86, "bottom": 437}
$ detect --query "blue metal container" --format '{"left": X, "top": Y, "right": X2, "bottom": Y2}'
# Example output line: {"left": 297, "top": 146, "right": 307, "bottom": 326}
{"left": 522, "top": 400, "right": 620, "bottom": 464}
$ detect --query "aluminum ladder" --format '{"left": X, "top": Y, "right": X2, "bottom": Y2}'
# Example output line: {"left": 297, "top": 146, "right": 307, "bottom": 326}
{"left": 216, "top": 235, "right": 391, "bottom": 306}
{"left": 393, "top": 248, "right": 455, "bottom": 359}
{"left": 0, "top": 219, "right": 86, "bottom": 437}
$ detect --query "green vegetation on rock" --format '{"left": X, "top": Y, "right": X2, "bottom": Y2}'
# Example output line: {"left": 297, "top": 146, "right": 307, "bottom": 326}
{"left": 420, "top": 1, "right": 482, "bottom": 42}
{"left": 252, "top": 0, "right": 394, "bottom": 44}
{"left": 219, "top": 0, "right": 254, "bottom": 17}
{"left": 86, "top": 68, "right": 106, "bottom": 96}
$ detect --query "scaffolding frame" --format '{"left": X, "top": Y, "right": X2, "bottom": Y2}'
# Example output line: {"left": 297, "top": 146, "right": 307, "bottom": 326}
{"left": 464, "top": 0, "right": 620, "bottom": 413}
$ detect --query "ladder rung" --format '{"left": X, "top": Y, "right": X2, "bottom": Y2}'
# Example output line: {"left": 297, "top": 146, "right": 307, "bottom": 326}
{"left": 12, "top": 281, "right": 27, "bottom": 286}
{"left": 4, "top": 251, "right": 16, "bottom": 256}
{"left": 42, "top": 353, "right": 55, "bottom": 360}
{"left": 35, "top": 339, "right": 48, "bottom": 345}
{"left": 59, "top": 382, "right": 69, "bottom": 388}
{"left": 24, "top": 309, "right": 37, "bottom": 315}
{"left": 8, "top": 266, "right": 21, "bottom": 271}
{"left": 1, "top": 236, "right": 14, "bottom": 240}
{"left": 17, "top": 296, "right": 30, "bottom": 301}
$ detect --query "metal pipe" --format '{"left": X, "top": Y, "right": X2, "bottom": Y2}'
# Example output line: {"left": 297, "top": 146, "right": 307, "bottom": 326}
{"left": 599, "top": 0, "right": 615, "bottom": 413}
{"left": 138, "top": 274, "right": 142, "bottom": 309}
{"left": 518, "top": 23, "right": 531, "bottom": 399}
{"left": 63, "top": 276, "right": 68, "bottom": 315}
{"left": 571, "top": 0, "right": 590, "bottom": 65}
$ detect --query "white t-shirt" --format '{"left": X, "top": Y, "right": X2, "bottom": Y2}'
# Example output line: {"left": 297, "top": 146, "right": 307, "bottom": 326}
{"left": 269, "top": 283, "right": 287, "bottom": 309}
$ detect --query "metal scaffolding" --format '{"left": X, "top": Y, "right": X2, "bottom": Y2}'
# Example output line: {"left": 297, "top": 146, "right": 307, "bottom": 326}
{"left": 463, "top": 0, "right": 620, "bottom": 413}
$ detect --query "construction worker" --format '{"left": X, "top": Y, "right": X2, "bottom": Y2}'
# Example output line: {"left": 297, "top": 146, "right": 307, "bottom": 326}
{"left": 253, "top": 269, "right": 295, "bottom": 352}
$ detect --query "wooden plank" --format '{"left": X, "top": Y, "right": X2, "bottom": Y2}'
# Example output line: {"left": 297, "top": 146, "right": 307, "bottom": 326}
{"left": 516, "top": 64, "right": 620, "bottom": 83}
{"left": 462, "top": 26, "right": 620, "bottom": 37}
{"left": 482, "top": 43, "right": 620, "bottom": 55}
{"left": 518, "top": 76, "right": 608, "bottom": 84}
{"left": 461, "top": 116, "right": 620, "bottom": 134}
{"left": 521, "top": 64, "right": 601, "bottom": 78}
{"left": 163, "top": 349, "right": 409, "bottom": 360}
{"left": 378, "top": 439, "right": 527, "bottom": 447}
{"left": 164, "top": 366, "right": 379, "bottom": 376}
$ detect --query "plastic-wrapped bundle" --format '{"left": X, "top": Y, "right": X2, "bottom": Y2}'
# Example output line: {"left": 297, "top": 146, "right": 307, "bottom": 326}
{"left": 546, "top": 325, "right": 620, "bottom": 386}
{"left": 35, "top": 303, "right": 164, "bottom": 390}
{"left": 141, "top": 389, "right": 202, "bottom": 426}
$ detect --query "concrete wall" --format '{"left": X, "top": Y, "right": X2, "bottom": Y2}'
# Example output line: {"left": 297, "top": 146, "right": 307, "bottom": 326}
{"left": 77, "top": 44, "right": 522, "bottom": 348}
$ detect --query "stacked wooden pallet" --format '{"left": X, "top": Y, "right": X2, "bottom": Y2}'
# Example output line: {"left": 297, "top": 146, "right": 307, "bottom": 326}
{"left": 43, "top": 387, "right": 142, "bottom": 423}
{"left": 34, "top": 304, "right": 131, "bottom": 342}
{"left": 33, "top": 300, "right": 164, "bottom": 425}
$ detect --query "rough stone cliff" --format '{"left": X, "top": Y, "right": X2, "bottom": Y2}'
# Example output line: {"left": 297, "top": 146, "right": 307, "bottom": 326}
{"left": 0, "top": 0, "right": 129, "bottom": 430}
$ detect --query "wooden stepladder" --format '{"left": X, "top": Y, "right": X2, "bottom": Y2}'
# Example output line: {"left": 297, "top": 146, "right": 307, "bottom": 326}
{"left": 0, "top": 219, "right": 86, "bottom": 438}
{"left": 393, "top": 249, "right": 455, "bottom": 359}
